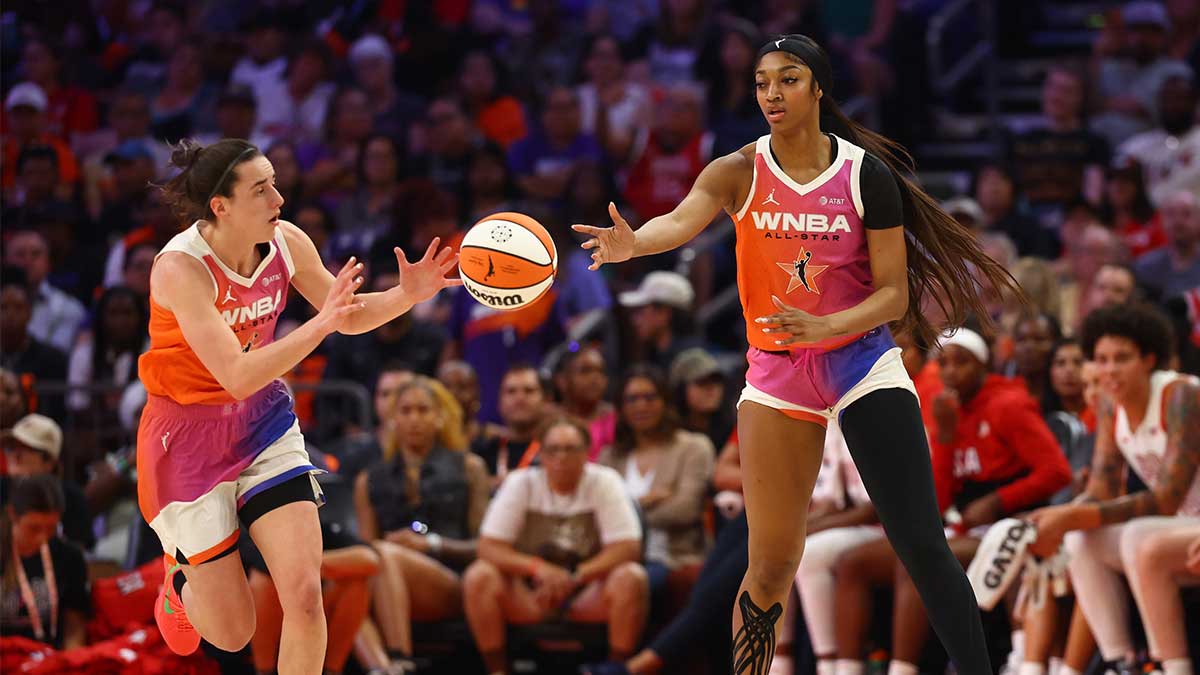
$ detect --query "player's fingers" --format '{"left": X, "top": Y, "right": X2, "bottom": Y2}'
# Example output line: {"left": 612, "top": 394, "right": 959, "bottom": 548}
{"left": 770, "top": 295, "right": 793, "bottom": 311}
{"left": 443, "top": 277, "right": 465, "bottom": 287}
{"left": 422, "top": 237, "right": 441, "bottom": 262}
{"left": 754, "top": 313, "right": 784, "bottom": 325}
{"left": 571, "top": 223, "right": 604, "bottom": 237}
{"left": 393, "top": 246, "right": 411, "bottom": 267}
{"left": 434, "top": 245, "right": 455, "bottom": 265}
{"left": 336, "top": 256, "right": 358, "bottom": 277}
{"left": 334, "top": 262, "right": 364, "bottom": 294}
{"left": 438, "top": 255, "right": 459, "bottom": 274}
{"left": 608, "top": 202, "right": 630, "bottom": 229}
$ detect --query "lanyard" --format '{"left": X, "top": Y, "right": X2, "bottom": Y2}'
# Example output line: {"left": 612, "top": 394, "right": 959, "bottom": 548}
{"left": 13, "top": 541, "right": 57, "bottom": 642}
{"left": 497, "top": 438, "right": 542, "bottom": 480}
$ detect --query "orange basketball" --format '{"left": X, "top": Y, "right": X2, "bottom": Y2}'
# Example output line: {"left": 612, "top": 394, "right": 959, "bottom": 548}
{"left": 458, "top": 212, "right": 558, "bottom": 310}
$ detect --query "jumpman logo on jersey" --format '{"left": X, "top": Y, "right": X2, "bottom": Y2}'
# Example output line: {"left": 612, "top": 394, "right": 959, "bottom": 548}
{"left": 161, "top": 432, "right": 170, "bottom": 452}
{"left": 776, "top": 247, "right": 829, "bottom": 294}
{"left": 761, "top": 189, "right": 781, "bottom": 206}
{"left": 221, "top": 286, "right": 238, "bottom": 306}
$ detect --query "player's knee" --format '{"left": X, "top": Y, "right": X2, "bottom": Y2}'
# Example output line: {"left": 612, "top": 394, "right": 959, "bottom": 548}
{"left": 1125, "top": 529, "right": 1164, "bottom": 575}
{"left": 276, "top": 572, "right": 324, "bottom": 622}
{"left": 207, "top": 607, "right": 256, "bottom": 651}
{"left": 749, "top": 555, "right": 801, "bottom": 593}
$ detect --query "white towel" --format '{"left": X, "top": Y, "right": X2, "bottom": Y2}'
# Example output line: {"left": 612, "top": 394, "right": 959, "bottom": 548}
{"left": 966, "top": 518, "right": 1038, "bottom": 610}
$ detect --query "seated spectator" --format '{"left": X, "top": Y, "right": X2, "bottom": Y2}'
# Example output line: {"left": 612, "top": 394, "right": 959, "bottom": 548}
{"left": 322, "top": 363, "right": 415, "bottom": 480}
{"left": 101, "top": 188, "right": 176, "bottom": 289}
{"left": 290, "top": 204, "right": 334, "bottom": 269}
{"left": 245, "top": 519, "right": 382, "bottom": 675}
{"left": 255, "top": 40, "right": 336, "bottom": 144}
{"left": 2, "top": 413, "right": 94, "bottom": 550}
{"left": 1004, "top": 313, "right": 1064, "bottom": 412}
{"left": 1046, "top": 339, "right": 1097, "bottom": 504}
{"left": 628, "top": 0, "right": 712, "bottom": 85}
{"left": 463, "top": 417, "right": 648, "bottom": 675}
{"left": 997, "top": 258, "right": 1062, "bottom": 347}
{"left": 2, "top": 83, "right": 79, "bottom": 199}
{"left": 473, "top": 364, "right": 552, "bottom": 484}
{"left": 700, "top": 18, "right": 769, "bottom": 157}
{"left": 353, "top": 377, "right": 491, "bottom": 668}
{"left": 438, "top": 360, "right": 498, "bottom": 448}
{"left": 149, "top": 42, "right": 214, "bottom": 143}
{"left": 459, "top": 50, "right": 529, "bottom": 149}
{"left": 93, "top": 141, "right": 156, "bottom": 243}
{"left": 77, "top": 90, "right": 171, "bottom": 205}
{"left": 1100, "top": 157, "right": 1165, "bottom": 258}
{"left": 5, "top": 144, "right": 72, "bottom": 222}
{"left": 618, "top": 271, "right": 702, "bottom": 371}
{"left": 1, "top": 367, "right": 28, "bottom": 429}
{"left": 465, "top": 143, "right": 522, "bottom": 222}
{"left": 553, "top": 346, "right": 617, "bottom": 460}
{"left": 834, "top": 329, "right": 1070, "bottom": 675}
{"left": 266, "top": 141, "right": 306, "bottom": 221}
{"left": 331, "top": 135, "right": 403, "bottom": 256}
{"left": 598, "top": 366, "right": 715, "bottom": 596}
{"left": 973, "top": 163, "right": 1060, "bottom": 259}
{"left": 1006, "top": 66, "right": 1107, "bottom": 212}
{"left": 1117, "top": 74, "right": 1199, "bottom": 206}
{"left": 66, "top": 287, "right": 148, "bottom": 415}
{"left": 576, "top": 34, "right": 652, "bottom": 162}
{"left": 4, "top": 228, "right": 86, "bottom": 353}
{"left": 1059, "top": 222, "right": 1124, "bottom": 334}
{"left": 408, "top": 96, "right": 484, "bottom": 203}
{"left": 193, "top": 84, "right": 271, "bottom": 150}
{"left": 1085, "top": 262, "right": 1139, "bottom": 312}
{"left": 507, "top": 85, "right": 603, "bottom": 203}
{"left": 494, "top": 0, "right": 586, "bottom": 101}
{"left": 1029, "top": 303, "right": 1200, "bottom": 675}
{"left": 300, "top": 86, "right": 375, "bottom": 202}
{"left": 1134, "top": 190, "right": 1200, "bottom": 301}
{"left": 0, "top": 267, "right": 67, "bottom": 422}
{"left": 0, "top": 475, "right": 89, "bottom": 650}
{"left": 348, "top": 34, "right": 425, "bottom": 150}
{"left": 229, "top": 9, "right": 288, "bottom": 112}
{"left": 670, "top": 347, "right": 735, "bottom": 452}
{"left": 622, "top": 83, "right": 713, "bottom": 225}
{"left": 19, "top": 37, "right": 98, "bottom": 144}
{"left": 1091, "top": 1, "right": 1194, "bottom": 148}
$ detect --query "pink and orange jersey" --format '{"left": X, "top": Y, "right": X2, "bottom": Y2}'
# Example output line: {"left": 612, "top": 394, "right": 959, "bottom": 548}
{"left": 138, "top": 223, "right": 295, "bottom": 405}
{"left": 733, "top": 134, "right": 874, "bottom": 352}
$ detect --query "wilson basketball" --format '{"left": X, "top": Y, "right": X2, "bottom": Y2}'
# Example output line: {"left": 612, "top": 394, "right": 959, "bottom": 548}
{"left": 459, "top": 212, "right": 558, "bottom": 310}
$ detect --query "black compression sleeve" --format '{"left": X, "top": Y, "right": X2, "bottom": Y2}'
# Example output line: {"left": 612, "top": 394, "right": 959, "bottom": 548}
{"left": 860, "top": 153, "right": 904, "bottom": 230}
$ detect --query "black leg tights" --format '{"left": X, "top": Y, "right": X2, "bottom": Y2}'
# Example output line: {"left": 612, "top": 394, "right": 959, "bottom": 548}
{"left": 840, "top": 388, "right": 990, "bottom": 675}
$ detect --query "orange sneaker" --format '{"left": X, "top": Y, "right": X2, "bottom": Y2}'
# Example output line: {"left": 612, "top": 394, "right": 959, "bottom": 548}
{"left": 155, "top": 559, "right": 200, "bottom": 655}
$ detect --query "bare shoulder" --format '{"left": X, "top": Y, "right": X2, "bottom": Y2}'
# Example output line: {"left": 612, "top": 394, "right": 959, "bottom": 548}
{"left": 150, "top": 251, "right": 212, "bottom": 309}
{"left": 1165, "top": 379, "right": 1200, "bottom": 435}
{"left": 703, "top": 145, "right": 756, "bottom": 211}
{"left": 277, "top": 219, "right": 315, "bottom": 253}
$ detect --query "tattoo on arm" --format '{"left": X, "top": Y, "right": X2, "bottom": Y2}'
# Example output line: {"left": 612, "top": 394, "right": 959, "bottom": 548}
{"left": 1086, "top": 395, "right": 1127, "bottom": 501}
{"left": 1098, "top": 383, "right": 1200, "bottom": 524}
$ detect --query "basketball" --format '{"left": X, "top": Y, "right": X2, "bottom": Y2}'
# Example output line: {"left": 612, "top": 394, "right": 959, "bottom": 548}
{"left": 458, "top": 212, "right": 558, "bottom": 310}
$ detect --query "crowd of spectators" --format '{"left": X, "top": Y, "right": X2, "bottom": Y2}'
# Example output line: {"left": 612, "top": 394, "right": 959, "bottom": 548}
{"left": 1, "top": 1, "right": 1198, "bottom": 674}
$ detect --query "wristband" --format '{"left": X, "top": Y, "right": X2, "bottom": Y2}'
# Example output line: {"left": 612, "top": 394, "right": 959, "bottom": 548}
{"left": 426, "top": 533, "right": 443, "bottom": 556}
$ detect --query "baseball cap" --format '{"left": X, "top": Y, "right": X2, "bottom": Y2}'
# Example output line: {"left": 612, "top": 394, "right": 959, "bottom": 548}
{"left": 942, "top": 196, "right": 985, "bottom": 226}
{"left": 936, "top": 327, "right": 990, "bottom": 365}
{"left": 5, "top": 82, "right": 48, "bottom": 112}
{"left": 349, "top": 34, "right": 393, "bottom": 66}
{"left": 618, "top": 271, "right": 694, "bottom": 310}
{"left": 4, "top": 413, "right": 63, "bottom": 461}
{"left": 669, "top": 348, "right": 723, "bottom": 389}
{"left": 1123, "top": 1, "right": 1170, "bottom": 29}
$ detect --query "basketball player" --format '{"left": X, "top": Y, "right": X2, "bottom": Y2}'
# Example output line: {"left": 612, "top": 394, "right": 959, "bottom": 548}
{"left": 574, "top": 35, "right": 1013, "bottom": 675}
{"left": 138, "top": 138, "right": 459, "bottom": 673}
{"left": 1027, "top": 303, "right": 1200, "bottom": 675}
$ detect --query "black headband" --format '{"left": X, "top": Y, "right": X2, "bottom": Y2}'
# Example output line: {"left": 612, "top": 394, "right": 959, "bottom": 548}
{"left": 756, "top": 34, "right": 833, "bottom": 95}
{"left": 204, "top": 146, "right": 257, "bottom": 212}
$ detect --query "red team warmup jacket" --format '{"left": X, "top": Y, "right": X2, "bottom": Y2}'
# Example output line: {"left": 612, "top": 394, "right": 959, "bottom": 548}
{"left": 930, "top": 375, "right": 1071, "bottom": 514}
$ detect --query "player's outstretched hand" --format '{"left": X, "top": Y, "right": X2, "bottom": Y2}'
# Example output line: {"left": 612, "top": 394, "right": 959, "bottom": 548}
{"left": 572, "top": 202, "right": 636, "bottom": 271}
{"left": 394, "top": 237, "right": 463, "bottom": 305}
{"left": 317, "top": 256, "right": 366, "bottom": 333}
{"left": 755, "top": 295, "right": 837, "bottom": 346}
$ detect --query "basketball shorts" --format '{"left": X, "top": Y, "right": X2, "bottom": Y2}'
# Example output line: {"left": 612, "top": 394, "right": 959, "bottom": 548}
{"left": 136, "top": 380, "right": 324, "bottom": 565}
{"left": 737, "top": 325, "right": 916, "bottom": 426}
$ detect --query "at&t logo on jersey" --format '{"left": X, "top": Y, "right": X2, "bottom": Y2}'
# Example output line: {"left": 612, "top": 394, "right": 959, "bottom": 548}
{"left": 221, "top": 289, "right": 283, "bottom": 328}
{"left": 750, "top": 211, "right": 851, "bottom": 241}
{"left": 818, "top": 195, "right": 846, "bottom": 206}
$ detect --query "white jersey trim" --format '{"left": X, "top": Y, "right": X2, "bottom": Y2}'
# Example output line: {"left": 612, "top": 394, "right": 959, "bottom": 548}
{"left": 183, "top": 220, "right": 280, "bottom": 289}
{"left": 273, "top": 226, "right": 296, "bottom": 278}
{"left": 156, "top": 225, "right": 218, "bottom": 304}
{"left": 761, "top": 133, "right": 850, "bottom": 196}
{"left": 847, "top": 143, "right": 866, "bottom": 219}
{"left": 732, "top": 137, "right": 766, "bottom": 221}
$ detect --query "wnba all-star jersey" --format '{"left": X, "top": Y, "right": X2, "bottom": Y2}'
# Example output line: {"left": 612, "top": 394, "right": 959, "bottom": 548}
{"left": 138, "top": 223, "right": 295, "bottom": 405}
{"left": 1114, "top": 370, "right": 1200, "bottom": 516}
{"left": 734, "top": 133, "right": 893, "bottom": 352}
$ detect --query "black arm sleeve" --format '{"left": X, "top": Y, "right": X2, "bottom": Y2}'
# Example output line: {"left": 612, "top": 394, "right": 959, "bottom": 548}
{"left": 860, "top": 153, "right": 905, "bottom": 230}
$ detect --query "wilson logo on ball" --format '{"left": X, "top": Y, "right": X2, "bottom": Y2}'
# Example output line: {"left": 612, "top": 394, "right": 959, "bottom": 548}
{"left": 459, "top": 212, "right": 558, "bottom": 311}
